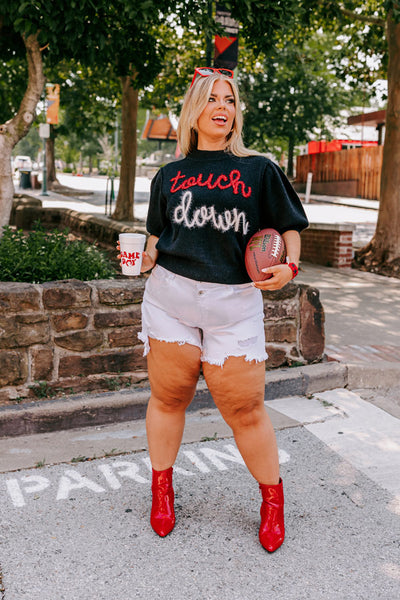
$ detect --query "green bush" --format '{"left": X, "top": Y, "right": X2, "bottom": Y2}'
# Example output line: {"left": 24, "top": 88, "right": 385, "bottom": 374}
{"left": 0, "top": 222, "right": 117, "bottom": 283}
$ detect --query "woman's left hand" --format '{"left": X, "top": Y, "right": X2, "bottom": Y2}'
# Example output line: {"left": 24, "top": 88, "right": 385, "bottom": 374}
{"left": 252, "top": 263, "right": 293, "bottom": 291}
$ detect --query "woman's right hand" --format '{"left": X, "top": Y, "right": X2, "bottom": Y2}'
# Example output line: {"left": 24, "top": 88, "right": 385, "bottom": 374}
{"left": 140, "top": 250, "right": 156, "bottom": 273}
{"left": 116, "top": 241, "right": 155, "bottom": 273}
{"left": 140, "top": 234, "right": 159, "bottom": 272}
{"left": 117, "top": 235, "right": 158, "bottom": 273}
{"left": 117, "top": 234, "right": 159, "bottom": 274}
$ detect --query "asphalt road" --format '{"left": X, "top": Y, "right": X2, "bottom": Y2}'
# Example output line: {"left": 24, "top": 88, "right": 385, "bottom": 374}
{"left": 1, "top": 389, "right": 399, "bottom": 600}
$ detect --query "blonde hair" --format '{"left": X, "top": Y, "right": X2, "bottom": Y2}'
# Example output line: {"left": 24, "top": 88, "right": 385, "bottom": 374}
{"left": 177, "top": 73, "right": 258, "bottom": 157}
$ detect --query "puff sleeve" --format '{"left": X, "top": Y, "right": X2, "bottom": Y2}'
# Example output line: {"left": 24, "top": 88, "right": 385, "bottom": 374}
{"left": 146, "top": 169, "right": 168, "bottom": 237}
{"left": 259, "top": 160, "right": 309, "bottom": 234}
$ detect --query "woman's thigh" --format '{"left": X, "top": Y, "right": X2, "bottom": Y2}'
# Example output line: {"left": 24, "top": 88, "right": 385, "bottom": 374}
{"left": 147, "top": 338, "right": 202, "bottom": 409}
{"left": 202, "top": 356, "right": 266, "bottom": 426}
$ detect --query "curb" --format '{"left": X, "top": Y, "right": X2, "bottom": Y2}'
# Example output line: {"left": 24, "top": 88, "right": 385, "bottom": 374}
{"left": 345, "top": 361, "right": 400, "bottom": 389}
{"left": 0, "top": 361, "right": 399, "bottom": 438}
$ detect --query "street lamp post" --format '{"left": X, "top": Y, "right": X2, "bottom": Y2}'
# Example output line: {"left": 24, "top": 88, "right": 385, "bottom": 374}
{"left": 39, "top": 123, "right": 50, "bottom": 196}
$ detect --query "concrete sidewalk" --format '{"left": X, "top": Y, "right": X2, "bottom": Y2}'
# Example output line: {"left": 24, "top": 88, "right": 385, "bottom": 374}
{"left": 297, "top": 262, "right": 400, "bottom": 360}
{"left": 299, "top": 191, "right": 379, "bottom": 211}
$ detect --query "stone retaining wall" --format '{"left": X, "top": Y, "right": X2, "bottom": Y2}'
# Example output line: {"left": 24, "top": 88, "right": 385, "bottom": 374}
{"left": 0, "top": 278, "right": 324, "bottom": 404}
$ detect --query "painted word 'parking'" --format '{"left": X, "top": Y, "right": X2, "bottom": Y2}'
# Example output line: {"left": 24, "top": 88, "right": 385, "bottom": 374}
{"left": 3, "top": 444, "right": 291, "bottom": 508}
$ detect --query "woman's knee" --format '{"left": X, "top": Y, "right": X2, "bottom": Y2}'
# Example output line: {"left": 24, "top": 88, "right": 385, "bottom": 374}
{"left": 223, "top": 397, "right": 266, "bottom": 430}
{"left": 149, "top": 371, "right": 200, "bottom": 411}
{"left": 148, "top": 392, "right": 192, "bottom": 414}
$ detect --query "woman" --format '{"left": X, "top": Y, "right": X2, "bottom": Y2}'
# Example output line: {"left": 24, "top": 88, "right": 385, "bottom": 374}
{"left": 137, "top": 67, "right": 308, "bottom": 552}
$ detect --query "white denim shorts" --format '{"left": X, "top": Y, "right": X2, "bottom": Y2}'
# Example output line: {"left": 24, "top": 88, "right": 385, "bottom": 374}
{"left": 138, "top": 265, "right": 268, "bottom": 366}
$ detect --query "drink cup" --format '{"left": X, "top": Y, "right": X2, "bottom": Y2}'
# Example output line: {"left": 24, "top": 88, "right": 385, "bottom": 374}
{"left": 119, "top": 233, "right": 146, "bottom": 276}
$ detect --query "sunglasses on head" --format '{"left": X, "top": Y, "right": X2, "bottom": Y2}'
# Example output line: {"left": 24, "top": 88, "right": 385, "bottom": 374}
{"left": 190, "top": 67, "right": 234, "bottom": 88}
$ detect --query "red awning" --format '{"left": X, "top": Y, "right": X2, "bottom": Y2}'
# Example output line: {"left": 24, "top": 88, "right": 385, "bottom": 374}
{"left": 142, "top": 117, "right": 177, "bottom": 141}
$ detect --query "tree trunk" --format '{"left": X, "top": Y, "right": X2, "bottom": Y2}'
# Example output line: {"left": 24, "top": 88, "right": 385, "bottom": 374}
{"left": 0, "top": 134, "right": 14, "bottom": 230}
{"left": 46, "top": 125, "right": 59, "bottom": 188}
{"left": 112, "top": 75, "right": 138, "bottom": 222}
{"left": 355, "top": 12, "right": 400, "bottom": 276}
{"left": 0, "top": 33, "right": 45, "bottom": 232}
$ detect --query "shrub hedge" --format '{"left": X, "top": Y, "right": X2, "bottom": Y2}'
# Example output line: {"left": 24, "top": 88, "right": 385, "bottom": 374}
{"left": 0, "top": 222, "right": 116, "bottom": 283}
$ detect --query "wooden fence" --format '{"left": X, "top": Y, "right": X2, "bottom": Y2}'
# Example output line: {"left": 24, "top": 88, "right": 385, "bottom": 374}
{"left": 296, "top": 145, "right": 383, "bottom": 200}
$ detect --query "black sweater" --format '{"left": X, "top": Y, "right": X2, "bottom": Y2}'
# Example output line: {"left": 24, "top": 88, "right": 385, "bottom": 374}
{"left": 146, "top": 149, "right": 309, "bottom": 284}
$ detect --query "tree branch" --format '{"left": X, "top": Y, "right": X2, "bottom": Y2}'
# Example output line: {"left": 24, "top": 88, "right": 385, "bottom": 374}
{"left": 6, "top": 33, "right": 45, "bottom": 145}
{"left": 338, "top": 5, "right": 386, "bottom": 27}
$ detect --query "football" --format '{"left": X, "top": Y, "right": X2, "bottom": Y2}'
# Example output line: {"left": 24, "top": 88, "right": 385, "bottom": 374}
{"left": 245, "top": 228, "right": 286, "bottom": 281}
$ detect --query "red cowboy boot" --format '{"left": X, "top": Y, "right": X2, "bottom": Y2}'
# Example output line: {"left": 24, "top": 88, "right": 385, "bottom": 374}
{"left": 150, "top": 467, "right": 175, "bottom": 537}
{"left": 259, "top": 478, "right": 285, "bottom": 552}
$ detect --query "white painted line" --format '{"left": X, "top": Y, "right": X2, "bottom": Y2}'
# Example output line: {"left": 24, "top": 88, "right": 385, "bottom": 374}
{"left": 310, "top": 389, "right": 400, "bottom": 497}
{"left": 198, "top": 445, "right": 244, "bottom": 471}
{"left": 56, "top": 470, "right": 105, "bottom": 500}
{"left": 183, "top": 450, "right": 211, "bottom": 473}
{"left": 269, "top": 390, "right": 400, "bottom": 499}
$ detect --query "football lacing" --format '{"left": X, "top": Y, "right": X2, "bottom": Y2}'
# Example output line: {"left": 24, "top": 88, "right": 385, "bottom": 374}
{"left": 271, "top": 236, "right": 281, "bottom": 258}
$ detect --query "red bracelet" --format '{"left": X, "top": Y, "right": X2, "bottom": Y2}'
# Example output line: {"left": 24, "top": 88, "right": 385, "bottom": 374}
{"left": 287, "top": 262, "right": 298, "bottom": 279}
